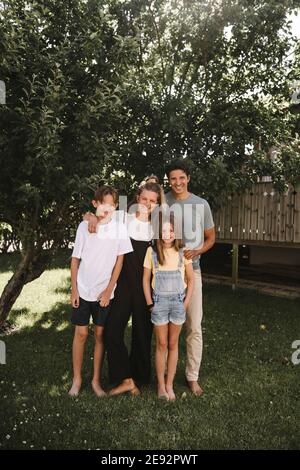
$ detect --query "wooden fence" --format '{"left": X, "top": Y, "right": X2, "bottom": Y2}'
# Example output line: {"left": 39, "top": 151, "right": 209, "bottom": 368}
{"left": 213, "top": 183, "right": 300, "bottom": 247}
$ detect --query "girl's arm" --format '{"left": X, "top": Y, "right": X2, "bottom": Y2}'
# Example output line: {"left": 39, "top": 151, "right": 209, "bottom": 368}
{"left": 143, "top": 267, "right": 153, "bottom": 307}
{"left": 71, "top": 257, "right": 80, "bottom": 308}
{"left": 183, "top": 263, "right": 195, "bottom": 311}
{"left": 97, "top": 254, "right": 124, "bottom": 307}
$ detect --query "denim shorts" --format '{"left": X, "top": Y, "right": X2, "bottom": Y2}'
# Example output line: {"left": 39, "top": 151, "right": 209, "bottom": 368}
{"left": 151, "top": 293, "right": 186, "bottom": 326}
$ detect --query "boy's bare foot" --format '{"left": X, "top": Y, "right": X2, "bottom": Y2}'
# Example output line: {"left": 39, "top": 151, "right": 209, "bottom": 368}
{"left": 68, "top": 380, "right": 81, "bottom": 397}
{"left": 165, "top": 385, "right": 176, "bottom": 401}
{"left": 109, "top": 378, "right": 140, "bottom": 396}
{"left": 91, "top": 381, "right": 107, "bottom": 397}
{"left": 187, "top": 380, "right": 204, "bottom": 396}
{"left": 157, "top": 385, "right": 169, "bottom": 401}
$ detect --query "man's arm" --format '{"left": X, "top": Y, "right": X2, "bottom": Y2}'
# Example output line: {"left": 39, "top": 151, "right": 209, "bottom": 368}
{"left": 184, "top": 227, "right": 216, "bottom": 260}
{"left": 97, "top": 254, "right": 124, "bottom": 307}
{"left": 71, "top": 257, "right": 80, "bottom": 308}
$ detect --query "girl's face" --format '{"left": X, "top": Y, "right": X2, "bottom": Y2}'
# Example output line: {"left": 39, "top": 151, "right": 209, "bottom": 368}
{"left": 137, "top": 189, "right": 159, "bottom": 215}
{"left": 162, "top": 223, "right": 175, "bottom": 243}
{"left": 93, "top": 194, "right": 117, "bottom": 218}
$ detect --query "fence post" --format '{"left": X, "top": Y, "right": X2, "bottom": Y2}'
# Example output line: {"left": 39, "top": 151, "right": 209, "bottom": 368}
{"left": 232, "top": 243, "right": 239, "bottom": 291}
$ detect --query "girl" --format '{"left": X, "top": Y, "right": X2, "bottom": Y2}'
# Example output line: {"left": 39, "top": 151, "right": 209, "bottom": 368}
{"left": 143, "top": 215, "right": 194, "bottom": 401}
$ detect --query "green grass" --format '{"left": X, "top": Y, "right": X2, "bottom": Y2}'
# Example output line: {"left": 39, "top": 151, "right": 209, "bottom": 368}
{"left": 0, "top": 250, "right": 299, "bottom": 450}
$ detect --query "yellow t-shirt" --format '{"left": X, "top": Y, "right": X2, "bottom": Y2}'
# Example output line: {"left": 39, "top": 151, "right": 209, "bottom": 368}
{"left": 143, "top": 246, "right": 192, "bottom": 289}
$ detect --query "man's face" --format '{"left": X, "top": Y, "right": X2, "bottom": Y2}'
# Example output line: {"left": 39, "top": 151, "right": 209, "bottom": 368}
{"left": 168, "top": 169, "right": 190, "bottom": 195}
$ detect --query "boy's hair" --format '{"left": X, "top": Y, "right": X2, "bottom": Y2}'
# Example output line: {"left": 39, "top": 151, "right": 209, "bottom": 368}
{"left": 94, "top": 185, "right": 118, "bottom": 204}
{"left": 153, "top": 212, "right": 183, "bottom": 266}
{"left": 165, "top": 159, "right": 190, "bottom": 179}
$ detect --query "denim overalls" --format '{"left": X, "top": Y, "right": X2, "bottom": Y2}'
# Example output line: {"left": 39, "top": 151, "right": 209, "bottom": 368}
{"left": 151, "top": 248, "right": 186, "bottom": 326}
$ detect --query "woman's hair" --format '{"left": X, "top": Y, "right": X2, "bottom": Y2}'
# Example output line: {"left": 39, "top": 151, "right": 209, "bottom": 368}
{"left": 128, "top": 181, "right": 162, "bottom": 211}
{"left": 153, "top": 213, "right": 183, "bottom": 266}
{"left": 139, "top": 174, "right": 160, "bottom": 186}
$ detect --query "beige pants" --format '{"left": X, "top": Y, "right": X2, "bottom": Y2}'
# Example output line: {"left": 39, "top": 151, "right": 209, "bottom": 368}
{"left": 185, "top": 269, "right": 203, "bottom": 381}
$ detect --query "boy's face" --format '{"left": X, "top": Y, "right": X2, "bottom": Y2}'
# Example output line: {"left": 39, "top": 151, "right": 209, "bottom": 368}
{"left": 92, "top": 194, "right": 117, "bottom": 218}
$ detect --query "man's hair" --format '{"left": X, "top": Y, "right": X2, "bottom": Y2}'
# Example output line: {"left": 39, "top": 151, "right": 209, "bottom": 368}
{"left": 165, "top": 159, "right": 190, "bottom": 179}
{"left": 94, "top": 185, "right": 118, "bottom": 204}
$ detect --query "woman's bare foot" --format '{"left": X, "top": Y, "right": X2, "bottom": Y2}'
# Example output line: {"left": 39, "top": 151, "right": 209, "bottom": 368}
{"left": 68, "top": 380, "right": 81, "bottom": 397}
{"left": 165, "top": 385, "right": 176, "bottom": 401}
{"left": 157, "top": 384, "right": 169, "bottom": 400}
{"left": 91, "top": 381, "right": 107, "bottom": 397}
{"left": 187, "top": 380, "right": 204, "bottom": 396}
{"left": 109, "top": 378, "right": 139, "bottom": 396}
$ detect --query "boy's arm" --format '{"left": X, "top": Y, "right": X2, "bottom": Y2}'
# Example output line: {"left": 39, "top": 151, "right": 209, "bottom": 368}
{"left": 71, "top": 257, "right": 80, "bottom": 308}
{"left": 97, "top": 254, "right": 124, "bottom": 307}
{"left": 183, "top": 263, "right": 195, "bottom": 311}
{"left": 143, "top": 267, "right": 153, "bottom": 308}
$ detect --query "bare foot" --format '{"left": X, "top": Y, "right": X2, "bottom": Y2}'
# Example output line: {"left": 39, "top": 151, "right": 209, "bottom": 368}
{"left": 187, "top": 380, "right": 204, "bottom": 396}
{"left": 91, "top": 381, "right": 107, "bottom": 397}
{"left": 157, "top": 385, "right": 169, "bottom": 401}
{"left": 165, "top": 385, "right": 176, "bottom": 401}
{"left": 68, "top": 380, "right": 81, "bottom": 397}
{"left": 109, "top": 379, "right": 140, "bottom": 396}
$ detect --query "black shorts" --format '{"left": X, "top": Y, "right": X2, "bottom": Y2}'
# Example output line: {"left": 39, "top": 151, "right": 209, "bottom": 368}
{"left": 71, "top": 297, "right": 110, "bottom": 327}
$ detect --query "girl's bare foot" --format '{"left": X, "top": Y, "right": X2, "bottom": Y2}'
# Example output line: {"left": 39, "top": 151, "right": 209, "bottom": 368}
{"left": 165, "top": 385, "right": 176, "bottom": 401}
{"left": 157, "top": 384, "right": 169, "bottom": 400}
{"left": 91, "top": 381, "right": 107, "bottom": 397}
{"left": 68, "top": 380, "right": 81, "bottom": 397}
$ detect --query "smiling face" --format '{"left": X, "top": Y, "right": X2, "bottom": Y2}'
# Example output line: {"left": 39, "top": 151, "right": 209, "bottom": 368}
{"left": 137, "top": 189, "right": 159, "bottom": 216}
{"left": 92, "top": 194, "right": 117, "bottom": 219}
{"left": 162, "top": 222, "right": 175, "bottom": 244}
{"left": 168, "top": 169, "right": 190, "bottom": 197}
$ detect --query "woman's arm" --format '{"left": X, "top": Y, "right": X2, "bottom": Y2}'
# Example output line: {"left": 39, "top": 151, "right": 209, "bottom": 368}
{"left": 82, "top": 211, "right": 98, "bottom": 233}
{"left": 143, "top": 267, "right": 153, "bottom": 307}
{"left": 183, "top": 263, "right": 195, "bottom": 311}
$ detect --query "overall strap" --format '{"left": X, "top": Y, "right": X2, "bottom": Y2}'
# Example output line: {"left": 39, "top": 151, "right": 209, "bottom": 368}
{"left": 152, "top": 249, "right": 159, "bottom": 270}
{"left": 177, "top": 248, "right": 183, "bottom": 268}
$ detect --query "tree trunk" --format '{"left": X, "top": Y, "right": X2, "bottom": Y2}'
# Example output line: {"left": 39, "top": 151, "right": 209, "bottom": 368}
{"left": 0, "top": 248, "right": 50, "bottom": 327}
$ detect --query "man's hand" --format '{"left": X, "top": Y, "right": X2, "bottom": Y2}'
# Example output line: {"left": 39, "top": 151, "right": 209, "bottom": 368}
{"left": 71, "top": 289, "right": 80, "bottom": 308}
{"left": 97, "top": 288, "right": 112, "bottom": 307}
{"left": 183, "top": 248, "right": 201, "bottom": 260}
{"left": 83, "top": 212, "right": 98, "bottom": 233}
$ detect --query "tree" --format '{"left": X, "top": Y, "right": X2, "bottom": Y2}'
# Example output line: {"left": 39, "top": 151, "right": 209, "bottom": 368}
{"left": 0, "top": 0, "right": 138, "bottom": 325}
{"left": 1, "top": 0, "right": 300, "bottom": 324}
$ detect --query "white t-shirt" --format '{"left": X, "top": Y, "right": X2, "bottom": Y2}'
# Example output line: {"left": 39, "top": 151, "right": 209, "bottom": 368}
{"left": 125, "top": 213, "right": 153, "bottom": 241}
{"left": 72, "top": 219, "right": 133, "bottom": 301}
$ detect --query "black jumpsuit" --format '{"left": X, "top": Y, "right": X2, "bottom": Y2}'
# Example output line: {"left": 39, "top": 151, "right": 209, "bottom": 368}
{"left": 105, "top": 238, "right": 153, "bottom": 386}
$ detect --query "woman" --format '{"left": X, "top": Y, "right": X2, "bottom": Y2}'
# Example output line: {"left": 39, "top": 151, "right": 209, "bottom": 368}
{"left": 106, "top": 182, "right": 162, "bottom": 395}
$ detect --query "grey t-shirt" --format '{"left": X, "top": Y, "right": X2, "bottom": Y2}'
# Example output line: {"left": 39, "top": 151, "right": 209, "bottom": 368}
{"left": 165, "top": 191, "right": 214, "bottom": 270}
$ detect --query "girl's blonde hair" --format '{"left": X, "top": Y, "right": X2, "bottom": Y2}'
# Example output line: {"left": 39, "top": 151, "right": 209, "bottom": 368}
{"left": 153, "top": 213, "right": 183, "bottom": 266}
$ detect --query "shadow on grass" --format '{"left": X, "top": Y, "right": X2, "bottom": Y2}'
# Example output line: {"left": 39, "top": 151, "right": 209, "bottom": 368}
{"left": 0, "top": 249, "right": 72, "bottom": 273}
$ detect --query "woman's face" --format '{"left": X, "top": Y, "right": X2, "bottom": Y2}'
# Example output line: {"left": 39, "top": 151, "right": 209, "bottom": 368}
{"left": 137, "top": 189, "right": 159, "bottom": 215}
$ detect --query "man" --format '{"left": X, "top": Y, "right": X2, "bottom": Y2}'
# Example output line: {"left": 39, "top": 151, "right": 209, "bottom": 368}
{"left": 164, "top": 160, "right": 215, "bottom": 396}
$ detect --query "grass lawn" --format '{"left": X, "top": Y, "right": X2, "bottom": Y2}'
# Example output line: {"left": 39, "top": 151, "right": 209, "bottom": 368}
{"left": 0, "top": 250, "right": 299, "bottom": 450}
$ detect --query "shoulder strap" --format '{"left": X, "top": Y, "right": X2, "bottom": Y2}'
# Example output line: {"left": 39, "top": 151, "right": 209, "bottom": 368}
{"left": 152, "top": 249, "right": 159, "bottom": 270}
{"left": 178, "top": 248, "right": 183, "bottom": 268}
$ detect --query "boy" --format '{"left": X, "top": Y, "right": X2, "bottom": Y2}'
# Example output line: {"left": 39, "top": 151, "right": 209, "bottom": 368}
{"left": 69, "top": 185, "right": 133, "bottom": 397}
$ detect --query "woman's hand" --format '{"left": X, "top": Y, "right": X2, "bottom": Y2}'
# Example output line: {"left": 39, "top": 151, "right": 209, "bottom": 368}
{"left": 83, "top": 212, "right": 98, "bottom": 233}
